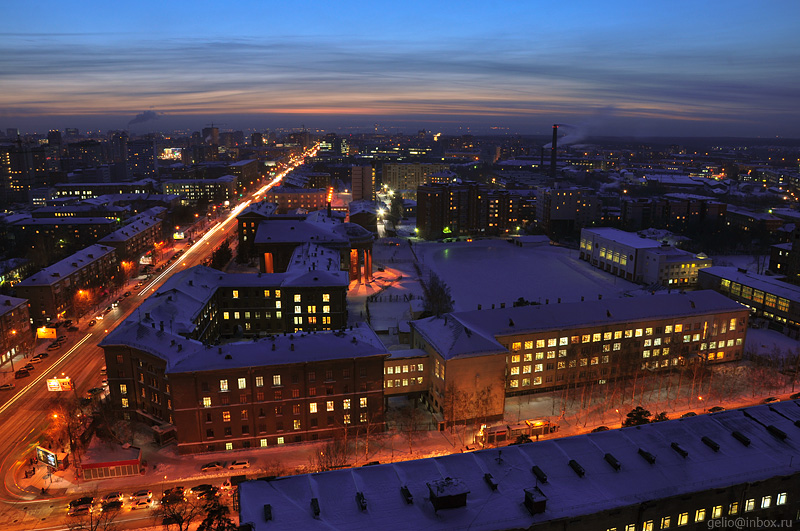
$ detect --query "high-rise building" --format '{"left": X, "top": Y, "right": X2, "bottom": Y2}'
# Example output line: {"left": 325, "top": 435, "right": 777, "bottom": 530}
{"left": 351, "top": 165, "right": 374, "bottom": 201}
{"left": 251, "top": 132, "right": 264, "bottom": 147}
{"left": 126, "top": 137, "right": 156, "bottom": 178}
{"left": 0, "top": 143, "right": 51, "bottom": 203}
{"left": 201, "top": 126, "right": 219, "bottom": 145}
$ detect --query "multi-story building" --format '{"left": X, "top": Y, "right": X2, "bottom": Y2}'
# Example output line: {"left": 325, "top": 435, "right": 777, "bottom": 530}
{"left": 381, "top": 162, "right": 451, "bottom": 192}
{"left": 725, "top": 206, "right": 784, "bottom": 234}
{"left": 162, "top": 176, "right": 237, "bottom": 206}
{"left": 98, "top": 210, "right": 164, "bottom": 262}
{"left": 580, "top": 227, "right": 712, "bottom": 285}
{"left": 417, "top": 181, "right": 486, "bottom": 239}
{"left": 698, "top": 266, "right": 800, "bottom": 335}
{"left": 228, "top": 159, "right": 261, "bottom": 196}
{"left": 536, "top": 187, "right": 600, "bottom": 236}
{"left": 0, "top": 295, "right": 32, "bottom": 369}
{"left": 30, "top": 204, "right": 128, "bottom": 221}
{"left": 238, "top": 401, "right": 800, "bottom": 531}
{"left": 261, "top": 188, "right": 328, "bottom": 214}
{"left": 126, "top": 137, "right": 156, "bottom": 179}
{"left": 410, "top": 291, "right": 748, "bottom": 422}
{"left": 100, "top": 265, "right": 384, "bottom": 454}
{"left": 11, "top": 216, "right": 118, "bottom": 262}
{"left": 0, "top": 142, "right": 53, "bottom": 204}
{"left": 351, "top": 165, "right": 374, "bottom": 201}
{"left": 53, "top": 180, "right": 155, "bottom": 200}
{"left": 15, "top": 244, "right": 118, "bottom": 326}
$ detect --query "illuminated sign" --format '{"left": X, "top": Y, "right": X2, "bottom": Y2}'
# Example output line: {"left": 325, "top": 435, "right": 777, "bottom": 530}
{"left": 159, "top": 147, "right": 183, "bottom": 161}
{"left": 173, "top": 231, "right": 185, "bottom": 240}
{"left": 37, "top": 327, "right": 57, "bottom": 339}
{"left": 47, "top": 378, "right": 74, "bottom": 392}
{"left": 36, "top": 446, "right": 58, "bottom": 468}
{"left": 139, "top": 255, "right": 153, "bottom": 265}
{"left": 443, "top": 227, "right": 452, "bottom": 234}
{"left": 327, "top": 187, "right": 334, "bottom": 203}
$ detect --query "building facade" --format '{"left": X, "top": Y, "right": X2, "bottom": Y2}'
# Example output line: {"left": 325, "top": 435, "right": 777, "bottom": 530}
{"left": 0, "top": 295, "right": 32, "bottom": 369}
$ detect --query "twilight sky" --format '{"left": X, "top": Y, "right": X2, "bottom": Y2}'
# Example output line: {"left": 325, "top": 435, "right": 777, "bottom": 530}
{"left": 1, "top": 0, "right": 799, "bottom": 137}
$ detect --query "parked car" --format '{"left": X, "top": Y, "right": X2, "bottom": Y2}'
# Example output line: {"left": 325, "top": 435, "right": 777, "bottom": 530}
{"left": 0, "top": 383, "right": 15, "bottom": 391}
{"left": 708, "top": 406, "right": 725, "bottom": 413}
{"left": 189, "top": 484, "right": 214, "bottom": 497}
{"left": 130, "top": 499, "right": 152, "bottom": 510}
{"left": 69, "top": 496, "right": 94, "bottom": 509}
{"left": 791, "top": 392, "right": 800, "bottom": 400}
{"left": 198, "top": 486, "right": 219, "bottom": 500}
{"left": 88, "top": 319, "right": 96, "bottom": 326}
{"left": 100, "top": 500, "right": 123, "bottom": 512}
{"left": 102, "top": 492, "right": 123, "bottom": 503}
{"left": 764, "top": 396, "right": 780, "bottom": 403}
{"left": 23, "top": 363, "right": 35, "bottom": 372}
{"left": 30, "top": 355, "right": 44, "bottom": 363}
{"left": 68, "top": 505, "right": 92, "bottom": 516}
{"left": 14, "top": 369, "right": 30, "bottom": 379}
{"left": 67, "top": 326, "right": 79, "bottom": 332}
{"left": 591, "top": 426, "right": 610, "bottom": 432}
{"left": 47, "top": 343, "right": 61, "bottom": 351}
{"left": 200, "top": 461, "right": 224, "bottom": 472}
{"left": 680, "top": 412, "right": 697, "bottom": 418}
{"left": 57, "top": 335, "right": 66, "bottom": 342}
{"left": 87, "top": 387, "right": 104, "bottom": 396}
{"left": 130, "top": 489, "right": 152, "bottom": 502}
{"left": 228, "top": 459, "right": 250, "bottom": 470}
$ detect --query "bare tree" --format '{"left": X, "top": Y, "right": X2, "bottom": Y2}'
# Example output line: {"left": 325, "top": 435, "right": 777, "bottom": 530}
{"left": 311, "top": 433, "right": 353, "bottom": 472}
{"left": 156, "top": 494, "right": 209, "bottom": 531}
{"left": 197, "top": 499, "right": 237, "bottom": 531}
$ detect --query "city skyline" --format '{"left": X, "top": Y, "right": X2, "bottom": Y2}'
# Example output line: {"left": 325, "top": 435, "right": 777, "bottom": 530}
{"left": 2, "top": 1, "right": 799, "bottom": 138}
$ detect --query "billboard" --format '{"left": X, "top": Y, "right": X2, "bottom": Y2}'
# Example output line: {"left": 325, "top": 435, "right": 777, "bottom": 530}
{"left": 46, "top": 378, "right": 74, "bottom": 392}
{"left": 36, "top": 446, "right": 58, "bottom": 468}
{"left": 37, "top": 327, "right": 57, "bottom": 339}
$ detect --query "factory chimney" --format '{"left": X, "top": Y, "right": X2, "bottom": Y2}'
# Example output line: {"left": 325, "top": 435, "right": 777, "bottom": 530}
{"left": 550, "top": 124, "right": 558, "bottom": 180}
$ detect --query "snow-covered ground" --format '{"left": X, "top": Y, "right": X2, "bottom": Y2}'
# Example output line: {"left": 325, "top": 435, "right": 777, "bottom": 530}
{"left": 710, "top": 254, "right": 768, "bottom": 272}
{"left": 417, "top": 239, "right": 644, "bottom": 311}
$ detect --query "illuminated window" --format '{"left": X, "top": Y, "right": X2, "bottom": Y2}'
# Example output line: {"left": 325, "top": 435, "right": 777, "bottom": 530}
{"left": 273, "top": 375, "right": 281, "bottom": 386}
{"left": 220, "top": 379, "right": 228, "bottom": 391}
{"left": 238, "top": 378, "right": 246, "bottom": 390}
{"left": 744, "top": 499, "right": 755, "bottom": 512}
{"left": 343, "top": 414, "right": 351, "bottom": 424}
{"left": 223, "top": 312, "right": 230, "bottom": 320}
{"left": 360, "top": 397, "right": 367, "bottom": 408}
{"left": 327, "top": 401, "right": 334, "bottom": 412}
{"left": 536, "top": 339, "right": 545, "bottom": 348}
{"left": 255, "top": 376, "right": 263, "bottom": 387}
{"left": 232, "top": 290, "right": 239, "bottom": 299}
{"left": 695, "top": 508, "right": 705, "bottom": 522}
{"left": 223, "top": 411, "right": 230, "bottom": 422}
{"left": 660, "top": 516, "right": 671, "bottom": 529}
{"left": 260, "top": 439, "right": 267, "bottom": 448}
{"left": 121, "top": 398, "right": 129, "bottom": 408}
{"left": 510, "top": 367, "right": 519, "bottom": 375}
{"left": 277, "top": 437, "right": 284, "bottom": 445}
{"left": 777, "top": 493, "right": 787, "bottom": 505}
{"left": 294, "top": 294, "right": 301, "bottom": 302}
{"left": 677, "top": 513, "right": 688, "bottom": 526}
{"left": 225, "top": 442, "right": 233, "bottom": 451}
{"left": 509, "top": 380, "right": 519, "bottom": 388}
{"left": 761, "top": 496, "right": 771, "bottom": 509}
{"left": 322, "top": 294, "right": 330, "bottom": 302}
{"left": 120, "top": 384, "right": 127, "bottom": 395}
{"left": 293, "top": 419, "right": 301, "bottom": 430}
{"left": 203, "top": 397, "right": 211, "bottom": 408}
{"left": 711, "top": 506, "right": 722, "bottom": 518}
{"left": 511, "top": 354, "right": 520, "bottom": 363}
{"left": 512, "top": 342, "right": 521, "bottom": 351}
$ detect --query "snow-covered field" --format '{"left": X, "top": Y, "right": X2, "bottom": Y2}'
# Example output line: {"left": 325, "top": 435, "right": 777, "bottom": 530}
{"left": 418, "top": 239, "right": 644, "bottom": 311}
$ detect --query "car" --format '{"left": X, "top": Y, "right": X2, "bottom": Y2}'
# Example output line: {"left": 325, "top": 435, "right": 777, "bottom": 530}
{"left": 14, "top": 369, "right": 30, "bottom": 379}
{"left": 791, "top": 392, "right": 800, "bottom": 400}
{"left": 64, "top": 319, "right": 72, "bottom": 326}
{"left": 68, "top": 505, "right": 92, "bottom": 516}
{"left": 100, "top": 500, "right": 123, "bottom": 512}
{"left": 764, "top": 396, "right": 780, "bottom": 403}
{"left": 228, "top": 459, "right": 250, "bottom": 470}
{"left": 130, "top": 489, "right": 152, "bottom": 502}
{"left": 220, "top": 479, "right": 232, "bottom": 491}
{"left": 36, "top": 352, "right": 49, "bottom": 359}
{"left": 189, "top": 484, "right": 214, "bottom": 497}
{"left": 47, "top": 343, "right": 61, "bottom": 351}
{"left": 68, "top": 326, "right": 79, "bottom": 332}
{"left": 102, "top": 492, "right": 123, "bottom": 502}
{"left": 198, "top": 486, "right": 219, "bottom": 500}
{"left": 23, "top": 363, "right": 35, "bottom": 372}
{"left": 200, "top": 461, "right": 224, "bottom": 472}
{"left": 88, "top": 387, "right": 104, "bottom": 396}
{"left": 95, "top": 314, "right": 103, "bottom": 320}
{"left": 105, "top": 306, "right": 112, "bottom": 313}
{"left": 708, "top": 406, "right": 725, "bottom": 413}
{"left": 591, "top": 426, "right": 610, "bottom": 432}
{"left": 69, "top": 496, "right": 94, "bottom": 509}
{"left": 164, "top": 486, "right": 185, "bottom": 497}
{"left": 0, "top": 383, "right": 14, "bottom": 391}
{"left": 100, "top": 365, "right": 107, "bottom": 375}
{"left": 680, "top": 412, "right": 697, "bottom": 418}
{"left": 57, "top": 335, "right": 67, "bottom": 342}
{"left": 130, "top": 499, "right": 152, "bottom": 510}
{"left": 30, "top": 355, "right": 44, "bottom": 363}
{"left": 124, "top": 291, "right": 132, "bottom": 297}
{"left": 88, "top": 319, "right": 96, "bottom": 326}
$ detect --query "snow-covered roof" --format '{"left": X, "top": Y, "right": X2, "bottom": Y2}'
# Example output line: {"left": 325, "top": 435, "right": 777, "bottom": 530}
{"left": 700, "top": 266, "right": 800, "bottom": 302}
{"left": 99, "top": 265, "right": 357, "bottom": 371}
{"left": 725, "top": 206, "right": 782, "bottom": 222}
{"left": 0, "top": 294, "right": 27, "bottom": 316}
{"left": 413, "top": 291, "right": 745, "bottom": 360}
{"left": 581, "top": 227, "right": 662, "bottom": 249}
{"left": 81, "top": 439, "right": 141, "bottom": 467}
{"left": 13, "top": 216, "right": 116, "bottom": 226}
{"left": 17, "top": 244, "right": 117, "bottom": 287}
{"left": 238, "top": 401, "right": 800, "bottom": 531}
{"left": 98, "top": 213, "right": 160, "bottom": 243}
